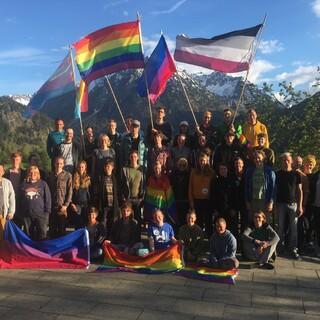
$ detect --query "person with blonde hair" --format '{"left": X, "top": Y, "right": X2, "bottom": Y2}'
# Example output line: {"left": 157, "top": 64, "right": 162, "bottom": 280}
{"left": 20, "top": 166, "right": 51, "bottom": 240}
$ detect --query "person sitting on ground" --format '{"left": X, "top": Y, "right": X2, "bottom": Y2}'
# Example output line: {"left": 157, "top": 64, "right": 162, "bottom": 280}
{"left": 178, "top": 210, "right": 205, "bottom": 262}
{"left": 109, "top": 201, "right": 142, "bottom": 255}
{"left": 242, "top": 210, "right": 279, "bottom": 269}
{"left": 207, "top": 217, "right": 239, "bottom": 269}
{"left": 86, "top": 206, "right": 105, "bottom": 260}
{"left": 148, "top": 209, "right": 177, "bottom": 252}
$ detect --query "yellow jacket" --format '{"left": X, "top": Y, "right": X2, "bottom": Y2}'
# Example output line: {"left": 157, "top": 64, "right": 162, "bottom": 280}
{"left": 242, "top": 120, "right": 269, "bottom": 148}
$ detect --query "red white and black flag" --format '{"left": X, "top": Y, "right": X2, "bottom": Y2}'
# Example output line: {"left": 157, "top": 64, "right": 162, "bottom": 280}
{"left": 174, "top": 24, "right": 262, "bottom": 73}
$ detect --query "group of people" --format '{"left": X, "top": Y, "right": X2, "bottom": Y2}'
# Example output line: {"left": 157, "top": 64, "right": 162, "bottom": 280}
{"left": 0, "top": 105, "right": 319, "bottom": 270}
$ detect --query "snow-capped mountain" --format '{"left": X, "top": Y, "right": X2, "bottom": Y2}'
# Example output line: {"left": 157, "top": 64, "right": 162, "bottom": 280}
{"left": 7, "top": 94, "right": 32, "bottom": 106}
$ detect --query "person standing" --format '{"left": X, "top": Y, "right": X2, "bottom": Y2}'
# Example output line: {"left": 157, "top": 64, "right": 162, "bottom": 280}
{"left": 0, "top": 164, "right": 15, "bottom": 239}
{"left": 242, "top": 109, "right": 269, "bottom": 148}
{"left": 20, "top": 166, "right": 51, "bottom": 240}
{"left": 47, "top": 156, "right": 73, "bottom": 238}
{"left": 55, "top": 128, "right": 81, "bottom": 174}
{"left": 4, "top": 152, "right": 26, "bottom": 228}
{"left": 47, "top": 118, "right": 65, "bottom": 167}
{"left": 276, "top": 152, "right": 303, "bottom": 259}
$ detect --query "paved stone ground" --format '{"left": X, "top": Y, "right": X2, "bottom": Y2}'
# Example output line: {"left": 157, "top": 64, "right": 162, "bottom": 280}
{"left": 0, "top": 256, "right": 319, "bottom": 320}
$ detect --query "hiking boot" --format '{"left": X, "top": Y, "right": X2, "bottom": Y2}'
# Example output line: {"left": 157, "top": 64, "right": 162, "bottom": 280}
{"left": 291, "top": 248, "right": 301, "bottom": 260}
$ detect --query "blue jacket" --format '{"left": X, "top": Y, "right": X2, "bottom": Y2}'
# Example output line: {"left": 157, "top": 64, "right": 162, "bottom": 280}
{"left": 245, "top": 165, "right": 276, "bottom": 204}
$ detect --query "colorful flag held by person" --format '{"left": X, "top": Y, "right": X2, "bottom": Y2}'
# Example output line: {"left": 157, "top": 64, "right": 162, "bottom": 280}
{"left": 73, "top": 20, "right": 144, "bottom": 84}
{"left": 174, "top": 24, "right": 262, "bottom": 73}
{"left": 25, "top": 53, "right": 75, "bottom": 117}
{"left": 74, "top": 80, "right": 88, "bottom": 119}
{"left": 137, "top": 35, "right": 176, "bottom": 104}
{"left": 0, "top": 221, "right": 89, "bottom": 269}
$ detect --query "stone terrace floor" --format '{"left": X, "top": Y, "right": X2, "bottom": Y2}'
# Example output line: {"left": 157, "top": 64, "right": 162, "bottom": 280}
{"left": 0, "top": 256, "right": 319, "bottom": 320}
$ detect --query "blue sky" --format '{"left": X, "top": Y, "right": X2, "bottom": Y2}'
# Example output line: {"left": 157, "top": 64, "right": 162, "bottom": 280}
{"left": 1, "top": 0, "right": 320, "bottom": 96}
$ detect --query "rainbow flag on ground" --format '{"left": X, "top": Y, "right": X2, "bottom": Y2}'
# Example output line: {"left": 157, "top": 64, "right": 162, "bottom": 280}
{"left": 176, "top": 264, "right": 238, "bottom": 285}
{"left": 73, "top": 20, "right": 144, "bottom": 84}
{"left": 96, "top": 242, "right": 183, "bottom": 273}
{"left": 0, "top": 221, "right": 89, "bottom": 269}
{"left": 25, "top": 53, "right": 75, "bottom": 117}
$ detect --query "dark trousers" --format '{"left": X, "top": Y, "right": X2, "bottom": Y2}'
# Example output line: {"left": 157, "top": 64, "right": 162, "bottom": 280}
{"left": 100, "top": 206, "right": 114, "bottom": 237}
{"left": 194, "top": 199, "right": 212, "bottom": 238}
{"left": 49, "top": 209, "right": 68, "bottom": 238}
{"left": 176, "top": 200, "right": 189, "bottom": 228}
{"left": 311, "top": 206, "right": 320, "bottom": 246}
{"left": 24, "top": 214, "right": 49, "bottom": 241}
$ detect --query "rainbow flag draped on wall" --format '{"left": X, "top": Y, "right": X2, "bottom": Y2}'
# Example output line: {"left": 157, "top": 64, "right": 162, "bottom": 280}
{"left": 96, "top": 242, "right": 183, "bottom": 273}
{"left": 143, "top": 175, "right": 177, "bottom": 224}
{"left": 0, "top": 221, "right": 89, "bottom": 269}
{"left": 73, "top": 20, "right": 144, "bottom": 84}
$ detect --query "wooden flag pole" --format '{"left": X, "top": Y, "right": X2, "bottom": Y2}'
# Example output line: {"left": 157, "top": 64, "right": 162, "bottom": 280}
{"left": 137, "top": 12, "right": 154, "bottom": 129}
{"left": 69, "top": 46, "right": 86, "bottom": 158}
{"left": 232, "top": 14, "right": 267, "bottom": 125}
{"left": 104, "top": 75, "right": 129, "bottom": 132}
{"left": 176, "top": 71, "right": 199, "bottom": 127}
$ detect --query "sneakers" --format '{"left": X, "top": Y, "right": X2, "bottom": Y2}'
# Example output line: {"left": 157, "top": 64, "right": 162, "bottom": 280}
{"left": 291, "top": 248, "right": 301, "bottom": 260}
{"left": 256, "top": 262, "right": 275, "bottom": 270}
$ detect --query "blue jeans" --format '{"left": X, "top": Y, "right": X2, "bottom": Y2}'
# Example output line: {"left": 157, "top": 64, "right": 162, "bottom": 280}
{"left": 276, "top": 202, "right": 298, "bottom": 251}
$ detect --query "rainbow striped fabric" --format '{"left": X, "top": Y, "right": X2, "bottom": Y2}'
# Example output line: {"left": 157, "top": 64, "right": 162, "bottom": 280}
{"left": 74, "top": 80, "right": 88, "bottom": 118}
{"left": 176, "top": 264, "right": 238, "bottom": 284}
{"left": 96, "top": 242, "right": 183, "bottom": 273}
{"left": 143, "top": 174, "right": 177, "bottom": 224}
{"left": 73, "top": 20, "right": 144, "bottom": 84}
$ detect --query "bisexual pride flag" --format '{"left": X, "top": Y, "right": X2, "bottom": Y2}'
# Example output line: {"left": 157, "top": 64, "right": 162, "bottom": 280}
{"left": 0, "top": 221, "right": 89, "bottom": 269}
{"left": 25, "top": 53, "right": 75, "bottom": 117}
{"left": 137, "top": 35, "right": 177, "bottom": 104}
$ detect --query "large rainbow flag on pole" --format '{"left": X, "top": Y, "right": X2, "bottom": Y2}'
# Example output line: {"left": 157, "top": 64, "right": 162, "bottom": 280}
{"left": 73, "top": 20, "right": 144, "bottom": 84}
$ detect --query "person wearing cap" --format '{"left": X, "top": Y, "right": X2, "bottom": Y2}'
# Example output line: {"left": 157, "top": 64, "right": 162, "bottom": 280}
{"left": 217, "top": 108, "right": 242, "bottom": 143}
{"left": 146, "top": 106, "right": 173, "bottom": 147}
{"left": 195, "top": 110, "right": 219, "bottom": 151}
{"left": 242, "top": 108, "right": 269, "bottom": 148}
{"left": 120, "top": 119, "right": 147, "bottom": 171}
{"left": 173, "top": 121, "right": 192, "bottom": 148}
{"left": 252, "top": 133, "right": 275, "bottom": 167}
{"left": 213, "top": 130, "right": 245, "bottom": 173}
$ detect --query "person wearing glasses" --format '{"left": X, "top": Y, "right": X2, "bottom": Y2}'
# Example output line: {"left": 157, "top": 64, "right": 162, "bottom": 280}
{"left": 242, "top": 210, "right": 279, "bottom": 269}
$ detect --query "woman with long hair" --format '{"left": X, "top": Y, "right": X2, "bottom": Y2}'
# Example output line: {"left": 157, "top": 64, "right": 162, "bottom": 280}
{"left": 70, "top": 160, "right": 91, "bottom": 228}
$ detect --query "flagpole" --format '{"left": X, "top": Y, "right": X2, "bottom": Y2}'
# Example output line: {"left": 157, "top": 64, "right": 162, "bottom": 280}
{"left": 232, "top": 14, "right": 267, "bottom": 124}
{"left": 69, "top": 46, "right": 86, "bottom": 158}
{"left": 137, "top": 12, "right": 154, "bottom": 129}
{"left": 104, "top": 75, "right": 129, "bottom": 132}
{"left": 176, "top": 71, "right": 199, "bottom": 127}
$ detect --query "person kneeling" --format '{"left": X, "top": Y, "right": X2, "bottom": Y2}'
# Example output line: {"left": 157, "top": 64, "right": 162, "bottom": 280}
{"left": 148, "top": 209, "right": 177, "bottom": 252}
{"left": 178, "top": 209, "right": 205, "bottom": 262}
{"left": 242, "top": 210, "right": 279, "bottom": 269}
{"left": 109, "top": 201, "right": 142, "bottom": 255}
{"left": 87, "top": 206, "right": 105, "bottom": 260}
{"left": 207, "top": 218, "right": 239, "bottom": 269}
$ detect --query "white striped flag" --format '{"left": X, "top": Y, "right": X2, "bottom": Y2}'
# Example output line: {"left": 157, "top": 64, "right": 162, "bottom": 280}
{"left": 174, "top": 24, "right": 262, "bottom": 73}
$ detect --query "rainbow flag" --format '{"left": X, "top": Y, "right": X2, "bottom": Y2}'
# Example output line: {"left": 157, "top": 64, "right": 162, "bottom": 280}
{"left": 137, "top": 35, "right": 176, "bottom": 104}
{"left": 73, "top": 20, "right": 144, "bottom": 84}
{"left": 176, "top": 264, "right": 238, "bottom": 284}
{"left": 0, "top": 221, "right": 89, "bottom": 269}
{"left": 96, "top": 242, "right": 183, "bottom": 273}
{"left": 25, "top": 53, "right": 75, "bottom": 117}
{"left": 74, "top": 80, "right": 88, "bottom": 118}
{"left": 143, "top": 175, "right": 177, "bottom": 224}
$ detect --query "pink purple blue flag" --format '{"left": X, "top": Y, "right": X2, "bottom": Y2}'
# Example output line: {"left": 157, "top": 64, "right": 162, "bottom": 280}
{"left": 137, "top": 35, "right": 177, "bottom": 104}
